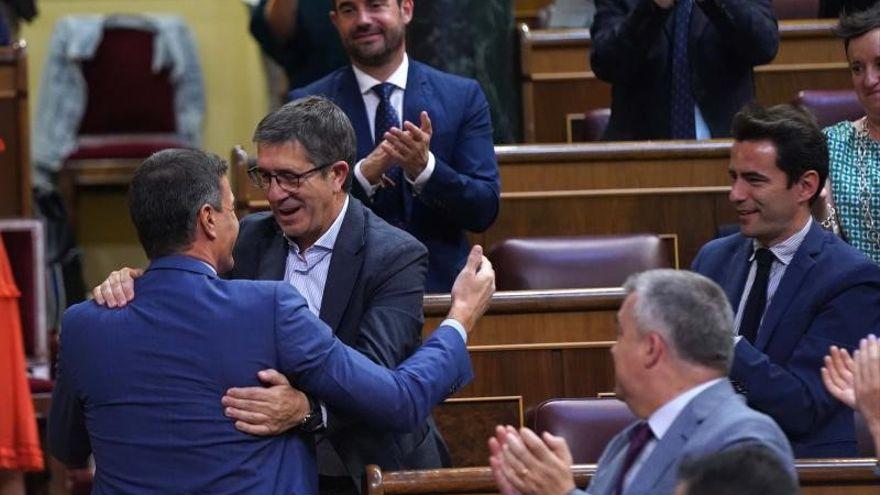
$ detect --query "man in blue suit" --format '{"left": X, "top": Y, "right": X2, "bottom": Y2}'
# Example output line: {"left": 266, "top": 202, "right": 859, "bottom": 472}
{"left": 48, "top": 147, "right": 496, "bottom": 494}
{"left": 488, "top": 269, "right": 794, "bottom": 495}
{"left": 692, "top": 104, "right": 880, "bottom": 457}
{"left": 289, "top": 0, "right": 501, "bottom": 293}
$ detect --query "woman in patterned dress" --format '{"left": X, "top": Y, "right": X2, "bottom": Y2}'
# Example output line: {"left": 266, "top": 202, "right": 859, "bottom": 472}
{"left": 822, "top": 6, "right": 880, "bottom": 263}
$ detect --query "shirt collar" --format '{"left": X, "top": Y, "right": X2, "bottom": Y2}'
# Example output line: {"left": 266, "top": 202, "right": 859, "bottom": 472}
{"left": 647, "top": 378, "right": 724, "bottom": 440}
{"left": 353, "top": 54, "right": 409, "bottom": 96}
{"left": 286, "top": 196, "right": 350, "bottom": 255}
{"left": 750, "top": 217, "right": 812, "bottom": 266}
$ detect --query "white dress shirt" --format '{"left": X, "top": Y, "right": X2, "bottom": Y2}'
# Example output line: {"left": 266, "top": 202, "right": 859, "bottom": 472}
{"left": 351, "top": 54, "right": 436, "bottom": 197}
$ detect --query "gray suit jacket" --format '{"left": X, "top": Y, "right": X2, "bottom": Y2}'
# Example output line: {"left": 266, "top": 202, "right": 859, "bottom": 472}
{"left": 577, "top": 380, "right": 793, "bottom": 495}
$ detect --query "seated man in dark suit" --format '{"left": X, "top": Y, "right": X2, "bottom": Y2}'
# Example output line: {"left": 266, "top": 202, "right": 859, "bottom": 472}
{"left": 675, "top": 445, "right": 798, "bottom": 495}
{"left": 93, "top": 96, "right": 454, "bottom": 494}
{"left": 692, "top": 104, "right": 880, "bottom": 457}
{"left": 48, "top": 147, "right": 496, "bottom": 494}
{"left": 290, "top": 0, "right": 501, "bottom": 292}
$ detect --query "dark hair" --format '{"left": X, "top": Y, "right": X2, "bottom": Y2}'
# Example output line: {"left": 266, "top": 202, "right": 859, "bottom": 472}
{"left": 677, "top": 446, "right": 797, "bottom": 495}
{"left": 129, "top": 148, "right": 228, "bottom": 259}
{"left": 731, "top": 103, "right": 828, "bottom": 204}
{"left": 835, "top": 3, "right": 880, "bottom": 53}
{"left": 253, "top": 96, "right": 355, "bottom": 192}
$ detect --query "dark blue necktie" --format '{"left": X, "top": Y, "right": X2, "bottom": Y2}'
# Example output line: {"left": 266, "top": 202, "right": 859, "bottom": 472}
{"left": 739, "top": 248, "right": 776, "bottom": 345}
{"left": 670, "top": 0, "right": 696, "bottom": 139}
{"left": 371, "top": 82, "right": 404, "bottom": 227}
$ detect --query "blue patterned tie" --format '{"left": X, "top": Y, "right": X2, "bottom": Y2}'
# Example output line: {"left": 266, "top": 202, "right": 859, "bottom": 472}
{"left": 670, "top": 0, "right": 696, "bottom": 139}
{"left": 371, "top": 82, "right": 404, "bottom": 227}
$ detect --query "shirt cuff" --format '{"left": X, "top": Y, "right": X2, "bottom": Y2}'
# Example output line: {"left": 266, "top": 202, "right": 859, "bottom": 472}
{"left": 319, "top": 403, "right": 328, "bottom": 428}
{"left": 734, "top": 335, "right": 743, "bottom": 345}
{"left": 405, "top": 152, "right": 435, "bottom": 194}
{"left": 354, "top": 159, "right": 380, "bottom": 199}
{"left": 441, "top": 318, "right": 468, "bottom": 343}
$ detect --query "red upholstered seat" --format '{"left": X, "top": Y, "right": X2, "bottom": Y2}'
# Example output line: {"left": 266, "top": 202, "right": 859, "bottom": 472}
{"left": 27, "top": 378, "right": 53, "bottom": 394}
{"left": 529, "top": 398, "right": 636, "bottom": 464}
{"left": 773, "top": 0, "right": 820, "bottom": 19}
{"left": 794, "top": 89, "right": 864, "bottom": 128}
{"left": 487, "top": 235, "right": 670, "bottom": 290}
{"left": 582, "top": 108, "right": 611, "bottom": 142}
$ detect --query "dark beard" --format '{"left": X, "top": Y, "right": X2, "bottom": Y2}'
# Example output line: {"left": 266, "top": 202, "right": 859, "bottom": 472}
{"left": 346, "top": 26, "right": 405, "bottom": 68}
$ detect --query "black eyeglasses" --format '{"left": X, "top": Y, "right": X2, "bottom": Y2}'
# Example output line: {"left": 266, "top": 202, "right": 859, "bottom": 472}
{"left": 247, "top": 162, "right": 333, "bottom": 192}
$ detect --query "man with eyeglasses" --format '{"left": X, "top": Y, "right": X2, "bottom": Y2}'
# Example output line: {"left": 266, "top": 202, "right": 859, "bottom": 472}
{"left": 92, "top": 96, "right": 450, "bottom": 494}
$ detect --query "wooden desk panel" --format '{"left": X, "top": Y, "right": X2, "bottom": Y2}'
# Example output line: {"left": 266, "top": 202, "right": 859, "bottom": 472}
{"left": 520, "top": 20, "right": 851, "bottom": 142}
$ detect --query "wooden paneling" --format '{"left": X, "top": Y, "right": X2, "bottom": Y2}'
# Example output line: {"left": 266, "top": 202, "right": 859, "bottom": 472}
{"left": 520, "top": 19, "right": 851, "bottom": 143}
{"left": 0, "top": 43, "right": 31, "bottom": 217}
{"left": 434, "top": 396, "right": 523, "bottom": 467}
{"left": 364, "top": 460, "right": 880, "bottom": 494}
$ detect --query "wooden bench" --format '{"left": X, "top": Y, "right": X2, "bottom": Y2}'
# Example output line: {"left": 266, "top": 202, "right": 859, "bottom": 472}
{"left": 521, "top": 19, "right": 850, "bottom": 142}
{"left": 364, "top": 459, "right": 880, "bottom": 495}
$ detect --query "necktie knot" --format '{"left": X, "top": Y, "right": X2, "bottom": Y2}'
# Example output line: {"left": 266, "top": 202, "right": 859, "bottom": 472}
{"left": 629, "top": 421, "right": 653, "bottom": 447}
{"left": 372, "top": 82, "right": 396, "bottom": 101}
{"left": 754, "top": 248, "right": 775, "bottom": 268}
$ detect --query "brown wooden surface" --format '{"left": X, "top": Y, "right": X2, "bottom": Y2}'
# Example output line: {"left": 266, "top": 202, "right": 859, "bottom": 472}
{"left": 434, "top": 396, "right": 524, "bottom": 468}
{"left": 365, "top": 460, "right": 880, "bottom": 495}
{"left": 0, "top": 42, "right": 31, "bottom": 217}
{"left": 520, "top": 19, "right": 851, "bottom": 142}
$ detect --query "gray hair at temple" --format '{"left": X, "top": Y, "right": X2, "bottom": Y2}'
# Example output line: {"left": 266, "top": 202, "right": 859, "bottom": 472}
{"left": 623, "top": 269, "right": 734, "bottom": 373}
{"left": 252, "top": 95, "right": 356, "bottom": 191}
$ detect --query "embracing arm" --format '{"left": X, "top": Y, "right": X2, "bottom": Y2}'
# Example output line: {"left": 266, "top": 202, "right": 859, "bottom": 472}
{"left": 590, "top": 0, "right": 673, "bottom": 84}
{"left": 47, "top": 325, "right": 91, "bottom": 467}
{"left": 416, "top": 83, "right": 500, "bottom": 232}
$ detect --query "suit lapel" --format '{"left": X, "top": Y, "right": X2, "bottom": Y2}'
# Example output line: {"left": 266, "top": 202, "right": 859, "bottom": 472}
{"left": 319, "top": 197, "right": 366, "bottom": 336}
{"left": 336, "top": 67, "right": 374, "bottom": 161}
{"left": 627, "top": 381, "right": 729, "bottom": 492}
{"left": 257, "top": 224, "right": 288, "bottom": 281}
{"left": 721, "top": 238, "right": 753, "bottom": 310}
{"left": 754, "top": 223, "right": 821, "bottom": 350}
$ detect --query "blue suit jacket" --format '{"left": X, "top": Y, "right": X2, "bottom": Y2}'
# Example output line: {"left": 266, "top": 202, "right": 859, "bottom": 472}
{"left": 230, "top": 198, "right": 452, "bottom": 484}
{"left": 692, "top": 222, "right": 880, "bottom": 457}
{"left": 47, "top": 256, "right": 472, "bottom": 494}
{"left": 579, "top": 380, "right": 793, "bottom": 495}
{"left": 290, "top": 60, "right": 501, "bottom": 292}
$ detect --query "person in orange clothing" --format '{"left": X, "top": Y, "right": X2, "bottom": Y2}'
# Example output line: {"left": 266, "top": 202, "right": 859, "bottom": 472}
{"left": 0, "top": 237, "right": 44, "bottom": 495}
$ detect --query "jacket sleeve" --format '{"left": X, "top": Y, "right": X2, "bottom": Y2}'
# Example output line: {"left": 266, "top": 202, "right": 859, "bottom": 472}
{"left": 590, "top": 0, "right": 673, "bottom": 84}
{"left": 417, "top": 82, "right": 500, "bottom": 233}
{"left": 273, "top": 284, "right": 472, "bottom": 433}
{"left": 696, "top": 0, "right": 779, "bottom": 66}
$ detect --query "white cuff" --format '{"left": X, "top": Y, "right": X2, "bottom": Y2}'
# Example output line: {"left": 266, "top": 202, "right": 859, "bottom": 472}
{"left": 320, "top": 403, "right": 328, "bottom": 428}
{"left": 441, "top": 318, "right": 468, "bottom": 343}
{"left": 734, "top": 335, "right": 743, "bottom": 345}
{"left": 354, "top": 159, "right": 380, "bottom": 199}
{"left": 405, "top": 152, "right": 435, "bottom": 195}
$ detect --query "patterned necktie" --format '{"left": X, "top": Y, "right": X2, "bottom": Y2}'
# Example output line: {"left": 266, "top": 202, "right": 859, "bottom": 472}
{"left": 612, "top": 422, "right": 654, "bottom": 495}
{"left": 371, "top": 82, "right": 404, "bottom": 227}
{"left": 669, "top": 0, "right": 696, "bottom": 139}
{"left": 739, "top": 248, "right": 776, "bottom": 345}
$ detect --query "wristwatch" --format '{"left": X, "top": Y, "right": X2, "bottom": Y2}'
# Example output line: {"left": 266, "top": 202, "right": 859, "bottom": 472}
{"left": 297, "top": 395, "right": 324, "bottom": 433}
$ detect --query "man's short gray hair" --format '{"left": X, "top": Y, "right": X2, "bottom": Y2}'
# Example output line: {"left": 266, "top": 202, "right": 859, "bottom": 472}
{"left": 623, "top": 269, "right": 734, "bottom": 373}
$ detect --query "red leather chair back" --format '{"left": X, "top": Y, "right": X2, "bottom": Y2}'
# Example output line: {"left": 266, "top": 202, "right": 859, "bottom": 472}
{"left": 773, "top": 0, "right": 820, "bottom": 19}
{"left": 582, "top": 108, "right": 611, "bottom": 142}
{"left": 487, "top": 235, "right": 670, "bottom": 290}
{"left": 530, "top": 398, "right": 637, "bottom": 464}
{"left": 794, "top": 89, "right": 864, "bottom": 128}
{"left": 78, "top": 27, "right": 176, "bottom": 135}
